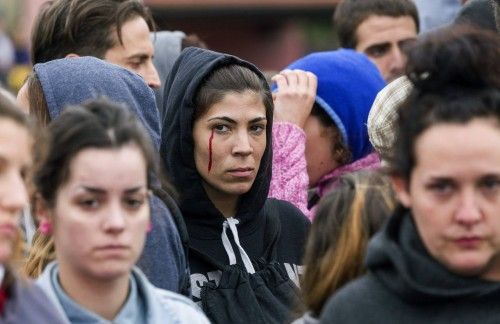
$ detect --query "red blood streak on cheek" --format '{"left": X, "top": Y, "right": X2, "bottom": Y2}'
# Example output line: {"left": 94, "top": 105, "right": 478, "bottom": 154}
{"left": 208, "top": 129, "right": 214, "bottom": 172}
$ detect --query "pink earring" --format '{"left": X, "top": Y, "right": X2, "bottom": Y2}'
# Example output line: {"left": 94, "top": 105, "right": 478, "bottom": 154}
{"left": 39, "top": 220, "right": 52, "bottom": 235}
{"left": 147, "top": 222, "right": 152, "bottom": 233}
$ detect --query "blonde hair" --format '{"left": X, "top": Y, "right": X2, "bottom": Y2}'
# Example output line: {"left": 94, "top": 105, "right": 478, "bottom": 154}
{"left": 23, "top": 231, "right": 55, "bottom": 278}
{"left": 301, "top": 170, "right": 395, "bottom": 316}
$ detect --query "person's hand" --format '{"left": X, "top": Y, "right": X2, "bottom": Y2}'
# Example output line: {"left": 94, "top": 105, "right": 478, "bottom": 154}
{"left": 272, "top": 69, "right": 317, "bottom": 129}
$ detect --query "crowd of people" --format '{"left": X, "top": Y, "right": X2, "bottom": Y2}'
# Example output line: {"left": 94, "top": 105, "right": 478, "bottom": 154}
{"left": 0, "top": 0, "right": 499, "bottom": 323}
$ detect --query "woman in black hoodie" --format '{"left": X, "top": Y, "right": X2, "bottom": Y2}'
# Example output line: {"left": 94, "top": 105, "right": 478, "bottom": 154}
{"left": 160, "top": 47, "right": 310, "bottom": 323}
{"left": 319, "top": 26, "right": 500, "bottom": 323}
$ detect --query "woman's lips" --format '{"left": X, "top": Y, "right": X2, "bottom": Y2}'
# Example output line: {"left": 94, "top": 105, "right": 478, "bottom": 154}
{"left": 94, "top": 244, "right": 130, "bottom": 257}
{"left": 228, "top": 168, "right": 254, "bottom": 177}
{"left": 0, "top": 223, "right": 17, "bottom": 239}
{"left": 454, "top": 237, "right": 483, "bottom": 249}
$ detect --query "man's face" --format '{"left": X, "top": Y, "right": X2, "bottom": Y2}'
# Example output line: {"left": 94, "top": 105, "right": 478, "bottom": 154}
{"left": 104, "top": 16, "right": 161, "bottom": 89}
{"left": 355, "top": 15, "right": 417, "bottom": 82}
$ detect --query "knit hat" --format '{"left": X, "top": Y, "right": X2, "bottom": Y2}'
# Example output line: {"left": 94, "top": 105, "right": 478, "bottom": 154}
{"left": 285, "top": 49, "right": 385, "bottom": 161}
{"left": 34, "top": 56, "right": 161, "bottom": 149}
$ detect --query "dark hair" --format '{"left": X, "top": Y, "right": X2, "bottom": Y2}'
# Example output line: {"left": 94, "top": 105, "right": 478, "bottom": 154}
{"left": 31, "top": 0, "right": 155, "bottom": 64}
{"left": 301, "top": 170, "right": 395, "bottom": 316}
{"left": 389, "top": 25, "right": 500, "bottom": 180}
{"left": 333, "top": 0, "right": 419, "bottom": 48}
{"left": 181, "top": 33, "right": 208, "bottom": 50}
{"left": 194, "top": 64, "right": 273, "bottom": 123}
{"left": 34, "top": 97, "right": 158, "bottom": 207}
{"left": 310, "top": 103, "right": 352, "bottom": 165}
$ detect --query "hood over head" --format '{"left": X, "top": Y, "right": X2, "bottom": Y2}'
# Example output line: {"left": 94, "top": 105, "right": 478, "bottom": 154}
{"left": 34, "top": 56, "right": 161, "bottom": 149}
{"left": 160, "top": 47, "right": 272, "bottom": 239}
{"left": 366, "top": 207, "right": 500, "bottom": 303}
{"left": 285, "top": 49, "right": 385, "bottom": 162}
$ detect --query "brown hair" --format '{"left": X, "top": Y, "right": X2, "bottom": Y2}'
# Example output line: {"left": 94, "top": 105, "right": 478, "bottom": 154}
{"left": 333, "top": 0, "right": 419, "bottom": 48}
{"left": 194, "top": 64, "right": 273, "bottom": 122}
{"left": 26, "top": 72, "right": 50, "bottom": 127}
{"left": 301, "top": 170, "right": 395, "bottom": 316}
{"left": 31, "top": 0, "right": 155, "bottom": 64}
{"left": 310, "top": 103, "right": 351, "bottom": 165}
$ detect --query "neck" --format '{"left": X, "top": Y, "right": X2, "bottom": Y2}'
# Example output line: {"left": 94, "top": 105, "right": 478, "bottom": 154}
{"left": 202, "top": 183, "right": 238, "bottom": 217}
{"left": 57, "top": 261, "right": 130, "bottom": 320}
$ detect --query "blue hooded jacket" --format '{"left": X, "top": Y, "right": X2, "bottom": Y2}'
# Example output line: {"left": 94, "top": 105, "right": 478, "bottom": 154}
{"left": 33, "top": 56, "right": 189, "bottom": 294}
{"left": 284, "top": 49, "right": 386, "bottom": 162}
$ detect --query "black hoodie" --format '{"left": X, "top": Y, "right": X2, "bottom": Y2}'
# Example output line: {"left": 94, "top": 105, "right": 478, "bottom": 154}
{"left": 160, "top": 47, "right": 310, "bottom": 307}
{"left": 319, "top": 207, "right": 500, "bottom": 324}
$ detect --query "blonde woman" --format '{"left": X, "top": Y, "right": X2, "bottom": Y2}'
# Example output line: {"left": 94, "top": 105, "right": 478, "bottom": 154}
{"left": 295, "top": 171, "right": 394, "bottom": 323}
{"left": 0, "top": 91, "right": 64, "bottom": 322}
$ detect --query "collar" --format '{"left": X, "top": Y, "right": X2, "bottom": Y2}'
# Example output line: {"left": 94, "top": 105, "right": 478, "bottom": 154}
{"left": 316, "top": 152, "right": 380, "bottom": 197}
{"left": 50, "top": 265, "right": 145, "bottom": 323}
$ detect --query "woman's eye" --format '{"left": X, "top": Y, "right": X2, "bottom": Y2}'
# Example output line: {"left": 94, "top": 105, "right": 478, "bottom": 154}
{"left": 214, "top": 124, "right": 230, "bottom": 133}
{"left": 250, "top": 124, "right": 265, "bottom": 135}
{"left": 124, "top": 197, "right": 146, "bottom": 209}
{"left": 480, "top": 177, "right": 500, "bottom": 192}
{"left": 427, "top": 182, "right": 454, "bottom": 195}
{"left": 79, "top": 199, "right": 99, "bottom": 209}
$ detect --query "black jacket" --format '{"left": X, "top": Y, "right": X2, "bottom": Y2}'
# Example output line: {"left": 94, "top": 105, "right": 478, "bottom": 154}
{"left": 320, "top": 207, "right": 500, "bottom": 324}
{"left": 160, "top": 47, "right": 310, "bottom": 322}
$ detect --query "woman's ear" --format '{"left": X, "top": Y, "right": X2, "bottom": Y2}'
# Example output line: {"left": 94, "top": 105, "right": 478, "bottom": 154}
{"left": 34, "top": 194, "right": 53, "bottom": 228}
{"left": 391, "top": 175, "right": 412, "bottom": 208}
{"left": 65, "top": 53, "right": 81, "bottom": 59}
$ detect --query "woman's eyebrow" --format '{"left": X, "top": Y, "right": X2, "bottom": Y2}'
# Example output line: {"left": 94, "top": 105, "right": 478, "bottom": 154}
{"left": 207, "top": 116, "right": 266, "bottom": 123}
{"left": 79, "top": 186, "right": 146, "bottom": 194}
{"left": 250, "top": 117, "right": 266, "bottom": 123}
{"left": 207, "top": 116, "right": 236, "bottom": 124}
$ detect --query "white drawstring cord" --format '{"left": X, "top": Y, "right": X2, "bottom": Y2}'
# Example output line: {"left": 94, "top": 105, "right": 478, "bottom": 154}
{"left": 221, "top": 218, "right": 256, "bottom": 274}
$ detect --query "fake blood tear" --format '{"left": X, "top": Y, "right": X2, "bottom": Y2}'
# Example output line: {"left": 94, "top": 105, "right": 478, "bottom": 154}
{"left": 208, "top": 129, "right": 214, "bottom": 172}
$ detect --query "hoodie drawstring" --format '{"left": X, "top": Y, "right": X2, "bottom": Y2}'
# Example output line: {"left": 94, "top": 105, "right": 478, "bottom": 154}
{"left": 221, "top": 218, "right": 256, "bottom": 274}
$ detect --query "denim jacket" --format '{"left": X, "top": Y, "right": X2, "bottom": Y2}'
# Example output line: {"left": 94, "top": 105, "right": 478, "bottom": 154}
{"left": 36, "top": 262, "right": 209, "bottom": 324}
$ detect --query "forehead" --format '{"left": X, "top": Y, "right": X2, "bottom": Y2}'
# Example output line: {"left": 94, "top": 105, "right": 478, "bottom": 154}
{"left": 106, "top": 16, "right": 153, "bottom": 57}
{"left": 355, "top": 15, "right": 417, "bottom": 48}
{"left": 413, "top": 119, "right": 500, "bottom": 176}
{"left": 65, "top": 146, "right": 147, "bottom": 189}
{"left": 202, "top": 91, "right": 266, "bottom": 118}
